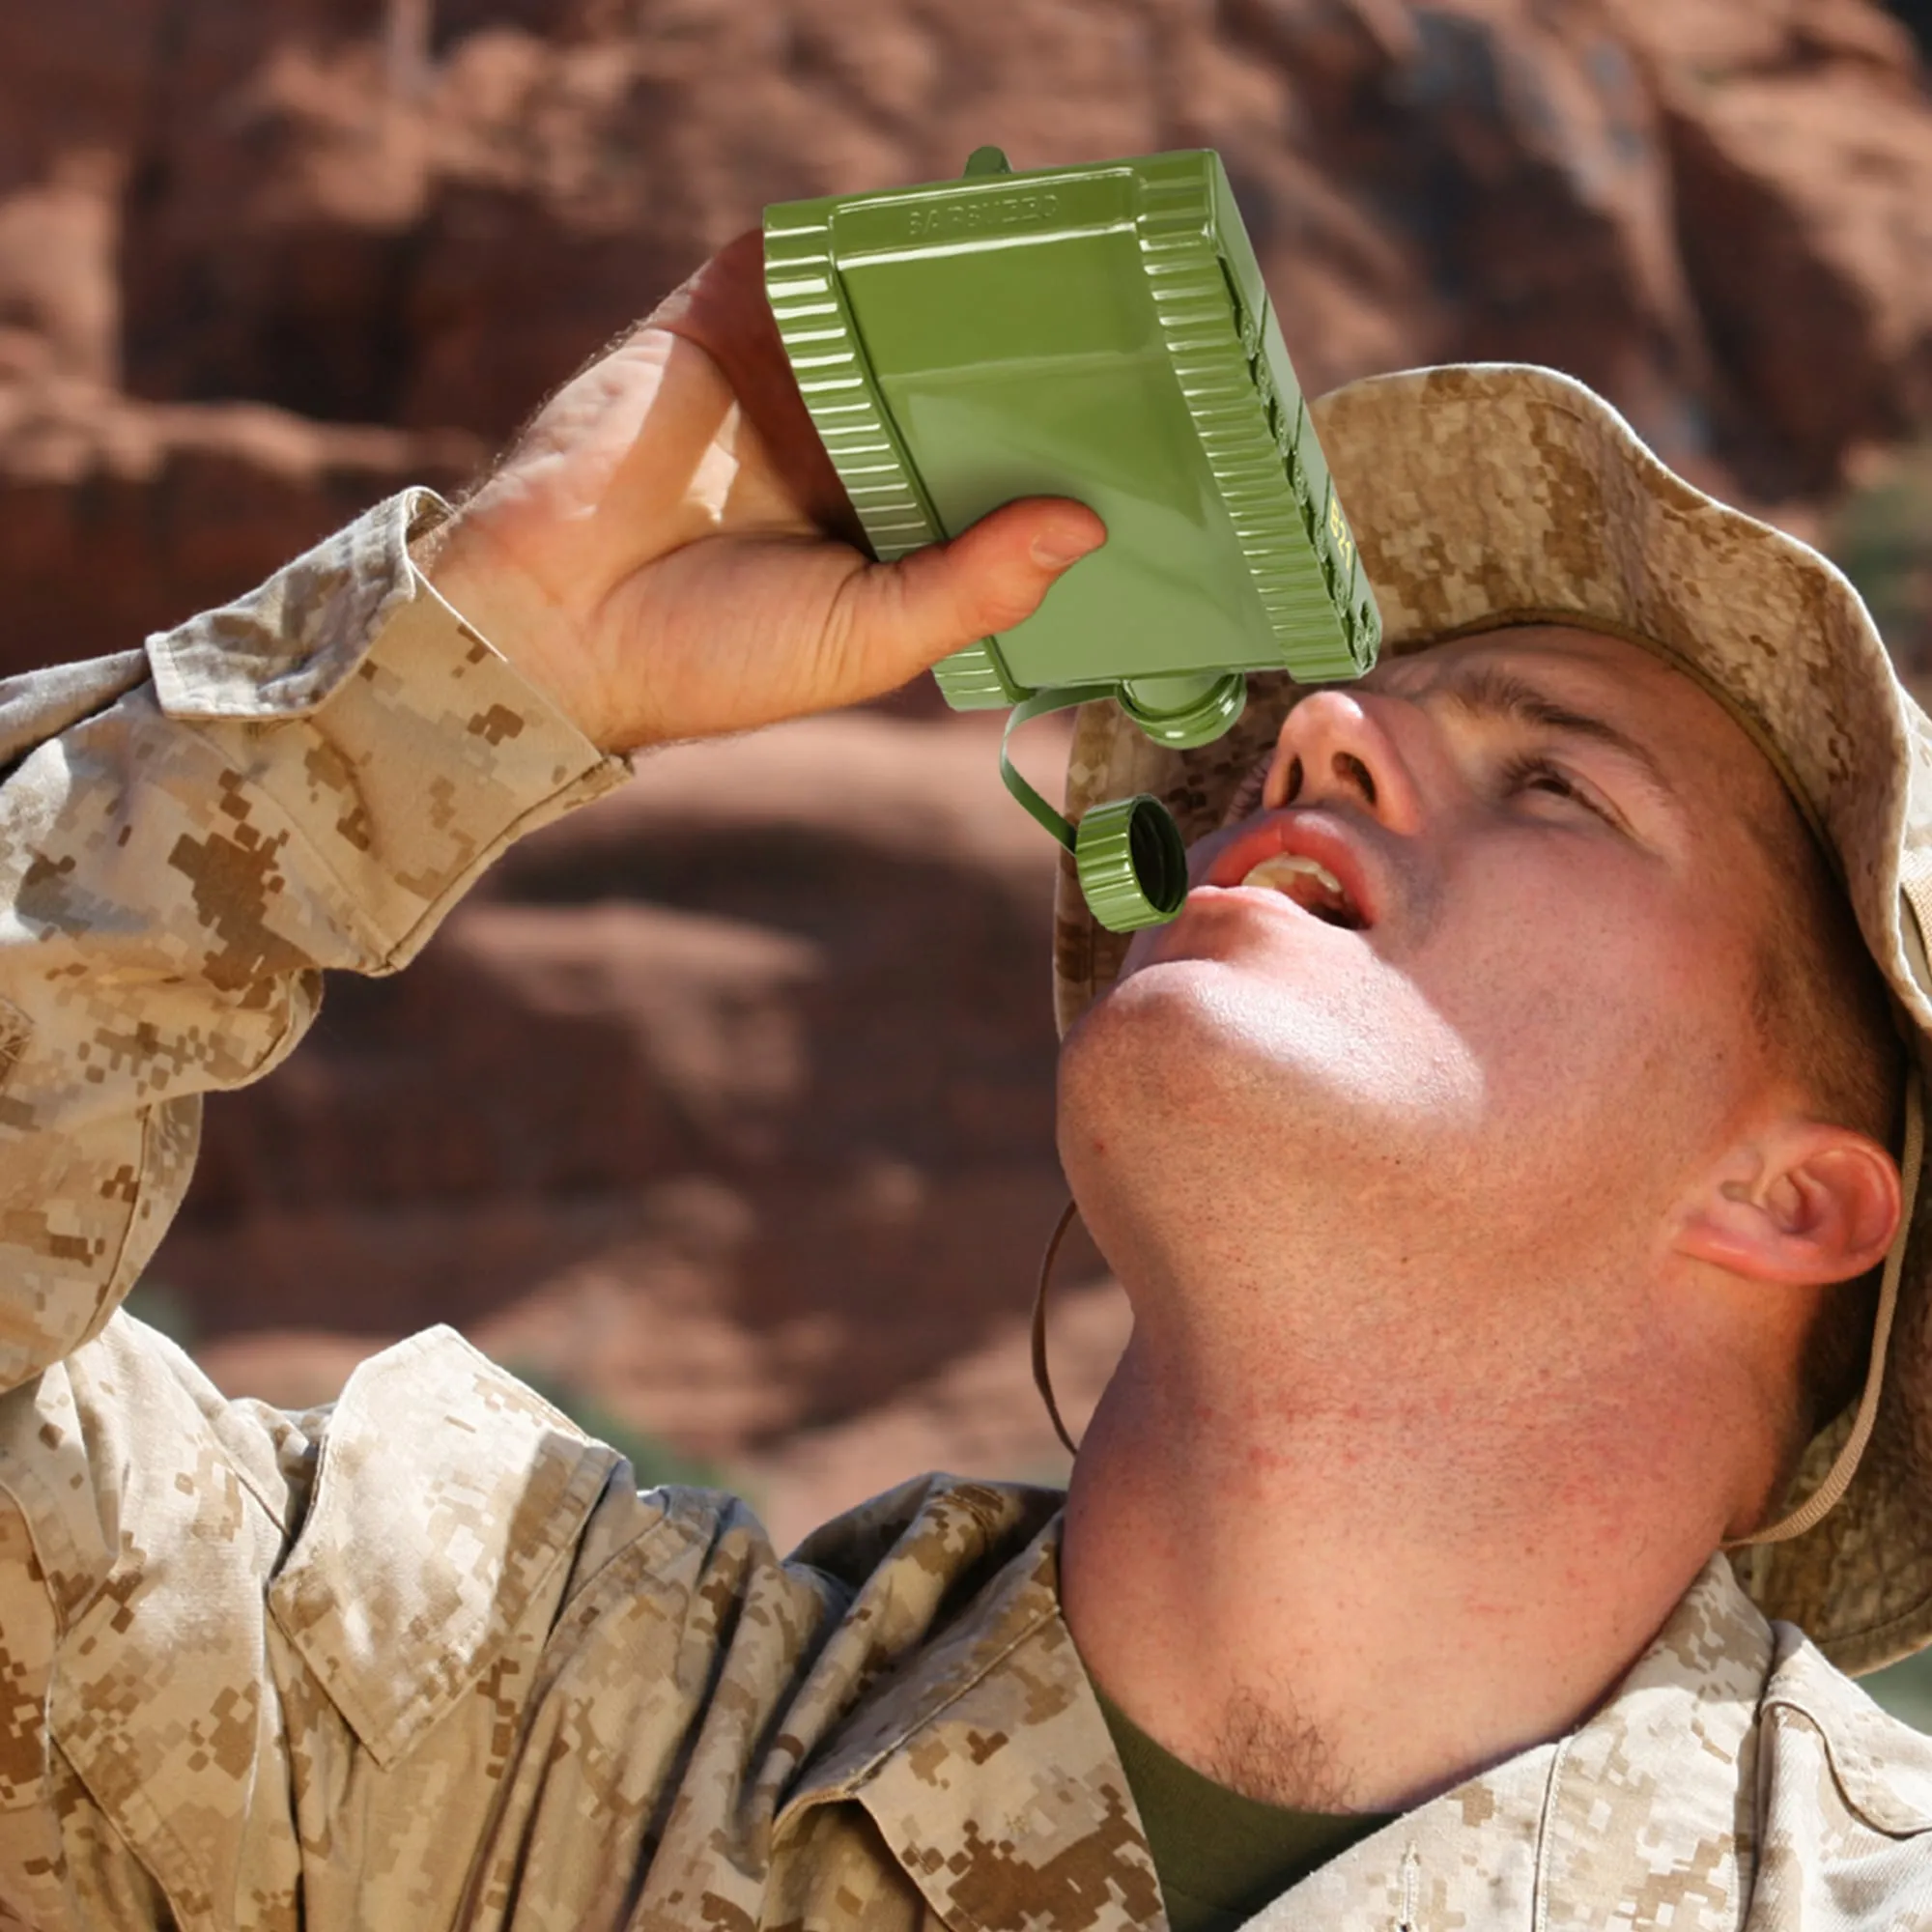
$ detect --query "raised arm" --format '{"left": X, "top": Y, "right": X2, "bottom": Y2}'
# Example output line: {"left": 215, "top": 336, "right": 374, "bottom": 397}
{"left": 0, "top": 228, "right": 1103, "bottom": 1395}
{"left": 0, "top": 232, "right": 1103, "bottom": 1930}
{"left": 0, "top": 491, "right": 627, "bottom": 1392}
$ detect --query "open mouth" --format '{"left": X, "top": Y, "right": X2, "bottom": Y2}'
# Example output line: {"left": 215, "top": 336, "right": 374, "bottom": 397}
{"left": 1235, "top": 854, "right": 1367, "bottom": 929}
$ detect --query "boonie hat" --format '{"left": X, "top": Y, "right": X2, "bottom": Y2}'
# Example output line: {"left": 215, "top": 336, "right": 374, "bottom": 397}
{"left": 1049, "top": 363, "right": 1932, "bottom": 1676}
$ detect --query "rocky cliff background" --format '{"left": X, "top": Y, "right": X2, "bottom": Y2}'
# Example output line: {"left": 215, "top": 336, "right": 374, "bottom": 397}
{"left": 5, "top": 2, "right": 1932, "bottom": 1719}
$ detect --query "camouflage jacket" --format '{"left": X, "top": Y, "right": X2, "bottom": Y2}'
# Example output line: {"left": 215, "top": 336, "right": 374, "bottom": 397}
{"left": 0, "top": 495, "right": 1927, "bottom": 1932}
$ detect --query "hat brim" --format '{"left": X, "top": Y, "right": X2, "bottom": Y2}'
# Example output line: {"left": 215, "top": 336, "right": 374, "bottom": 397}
{"left": 1050, "top": 362, "right": 1932, "bottom": 1672}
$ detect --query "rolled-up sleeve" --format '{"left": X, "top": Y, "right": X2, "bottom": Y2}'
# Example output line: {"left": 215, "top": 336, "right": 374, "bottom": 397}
{"left": 0, "top": 487, "right": 628, "bottom": 1391}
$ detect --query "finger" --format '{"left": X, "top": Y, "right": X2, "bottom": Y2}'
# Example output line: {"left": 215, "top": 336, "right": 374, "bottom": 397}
{"left": 834, "top": 497, "right": 1108, "bottom": 693}
{"left": 651, "top": 230, "right": 866, "bottom": 547}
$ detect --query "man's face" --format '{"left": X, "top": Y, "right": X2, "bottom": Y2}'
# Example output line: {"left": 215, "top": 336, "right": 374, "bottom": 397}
{"left": 1056, "top": 624, "right": 1801, "bottom": 1357}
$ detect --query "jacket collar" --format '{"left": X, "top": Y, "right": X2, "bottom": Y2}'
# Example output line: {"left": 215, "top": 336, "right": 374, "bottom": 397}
{"left": 1530, "top": 1552, "right": 1771, "bottom": 1928}
{"left": 1251, "top": 1553, "right": 1773, "bottom": 1930}
{"left": 781, "top": 1507, "right": 1163, "bottom": 1932}
{"left": 788, "top": 1531, "right": 1781, "bottom": 1932}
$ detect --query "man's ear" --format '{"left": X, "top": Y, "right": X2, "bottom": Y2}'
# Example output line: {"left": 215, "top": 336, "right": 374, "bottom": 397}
{"left": 1674, "top": 1120, "right": 1901, "bottom": 1286}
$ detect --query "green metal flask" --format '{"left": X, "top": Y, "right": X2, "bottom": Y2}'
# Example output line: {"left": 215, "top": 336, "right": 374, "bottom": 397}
{"left": 764, "top": 146, "right": 1379, "bottom": 930}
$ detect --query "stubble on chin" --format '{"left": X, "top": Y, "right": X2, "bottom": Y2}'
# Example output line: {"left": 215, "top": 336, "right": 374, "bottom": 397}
{"left": 1207, "top": 1679, "right": 1354, "bottom": 1812}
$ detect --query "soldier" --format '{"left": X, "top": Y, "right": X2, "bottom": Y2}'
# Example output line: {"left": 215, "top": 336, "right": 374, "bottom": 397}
{"left": 0, "top": 232, "right": 1926, "bottom": 1930}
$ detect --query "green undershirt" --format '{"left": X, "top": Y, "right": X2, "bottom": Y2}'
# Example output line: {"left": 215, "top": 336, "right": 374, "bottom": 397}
{"left": 1093, "top": 1684, "right": 1397, "bottom": 1932}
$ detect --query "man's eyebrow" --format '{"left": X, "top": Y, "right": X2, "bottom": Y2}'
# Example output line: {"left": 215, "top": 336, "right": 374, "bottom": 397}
{"left": 1428, "top": 664, "right": 1679, "bottom": 802}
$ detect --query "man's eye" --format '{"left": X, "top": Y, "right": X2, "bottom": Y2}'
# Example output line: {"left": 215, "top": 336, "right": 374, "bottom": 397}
{"left": 1499, "top": 754, "right": 1603, "bottom": 816}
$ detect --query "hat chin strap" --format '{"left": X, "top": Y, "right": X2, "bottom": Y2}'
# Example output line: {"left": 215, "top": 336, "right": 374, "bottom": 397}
{"left": 1730, "top": 1065, "right": 1925, "bottom": 1549}
{"left": 1032, "top": 1197, "right": 1085, "bottom": 1459}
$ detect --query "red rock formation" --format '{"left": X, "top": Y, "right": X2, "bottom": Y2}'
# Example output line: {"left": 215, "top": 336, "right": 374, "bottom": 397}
{"left": 0, "top": 385, "right": 477, "bottom": 664}
{"left": 1612, "top": 0, "right": 1932, "bottom": 493}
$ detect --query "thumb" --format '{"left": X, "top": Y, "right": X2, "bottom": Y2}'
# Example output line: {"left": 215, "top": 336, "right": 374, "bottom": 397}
{"left": 838, "top": 497, "right": 1107, "bottom": 694}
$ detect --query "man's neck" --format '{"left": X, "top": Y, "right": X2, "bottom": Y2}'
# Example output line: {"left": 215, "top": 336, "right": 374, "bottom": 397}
{"left": 1057, "top": 1324, "right": 1742, "bottom": 1815}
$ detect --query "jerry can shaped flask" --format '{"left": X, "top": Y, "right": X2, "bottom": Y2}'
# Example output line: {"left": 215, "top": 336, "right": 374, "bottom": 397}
{"left": 763, "top": 147, "right": 1380, "bottom": 931}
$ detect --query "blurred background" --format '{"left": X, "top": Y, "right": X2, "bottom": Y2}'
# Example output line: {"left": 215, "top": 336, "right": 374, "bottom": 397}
{"left": 5, "top": 0, "right": 1932, "bottom": 1728}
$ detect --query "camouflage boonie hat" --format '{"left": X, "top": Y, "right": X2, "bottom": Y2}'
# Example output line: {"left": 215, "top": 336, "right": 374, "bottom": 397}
{"left": 1049, "top": 363, "right": 1932, "bottom": 1675}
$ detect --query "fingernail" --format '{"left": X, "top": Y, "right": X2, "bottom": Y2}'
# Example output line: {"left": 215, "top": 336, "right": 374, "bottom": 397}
{"left": 1032, "top": 528, "right": 1102, "bottom": 570}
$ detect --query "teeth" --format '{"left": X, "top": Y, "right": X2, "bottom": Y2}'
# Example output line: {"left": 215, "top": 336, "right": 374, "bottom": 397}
{"left": 1240, "top": 854, "right": 1346, "bottom": 897}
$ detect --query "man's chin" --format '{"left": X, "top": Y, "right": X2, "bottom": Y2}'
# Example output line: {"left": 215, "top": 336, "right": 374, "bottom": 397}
{"left": 1064, "top": 949, "right": 1483, "bottom": 1151}
{"left": 1088, "top": 950, "right": 1338, "bottom": 1043}
{"left": 1065, "top": 953, "right": 1242, "bottom": 1058}
{"left": 1064, "top": 958, "right": 1341, "bottom": 1125}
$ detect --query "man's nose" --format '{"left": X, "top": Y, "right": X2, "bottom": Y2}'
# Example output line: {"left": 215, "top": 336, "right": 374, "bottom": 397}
{"left": 1263, "top": 689, "right": 1424, "bottom": 834}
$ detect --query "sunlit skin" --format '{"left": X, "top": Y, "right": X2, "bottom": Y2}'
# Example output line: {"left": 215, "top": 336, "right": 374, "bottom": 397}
{"left": 425, "top": 248, "right": 1901, "bottom": 1822}
{"left": 1055, "top": 628, "right": 1901, "bottom": 1811}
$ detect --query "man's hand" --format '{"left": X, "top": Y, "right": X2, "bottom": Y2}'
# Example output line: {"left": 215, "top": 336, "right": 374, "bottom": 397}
{"left": 427, "top": 231, "right": 1106, "bottom": 753}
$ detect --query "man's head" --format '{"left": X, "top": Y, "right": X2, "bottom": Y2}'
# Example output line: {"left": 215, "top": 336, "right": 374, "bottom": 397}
{"left": 1048, "top": 363, "right": 1932, "bottom": 1669}
{"left": 1058, "top": 620, "right": 1902, "bottom": 1539}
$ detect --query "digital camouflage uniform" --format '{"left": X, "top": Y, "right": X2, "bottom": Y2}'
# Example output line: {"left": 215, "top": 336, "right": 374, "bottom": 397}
{"left": 0, "top": 373, "right": 1927, "bottom": 1930}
